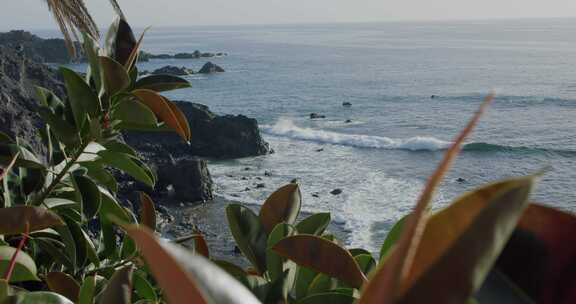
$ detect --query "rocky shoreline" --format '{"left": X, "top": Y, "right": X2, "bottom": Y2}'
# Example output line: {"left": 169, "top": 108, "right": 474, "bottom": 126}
{"left": 0, "top": 32, "right": 283, "bottom": 263}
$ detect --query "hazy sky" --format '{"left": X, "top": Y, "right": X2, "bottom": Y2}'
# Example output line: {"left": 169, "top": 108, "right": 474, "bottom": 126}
{"left": 2, "top": 0, "right": 576, "bottom": 30}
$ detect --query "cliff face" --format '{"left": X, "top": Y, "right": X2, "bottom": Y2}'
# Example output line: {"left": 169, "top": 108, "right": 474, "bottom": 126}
{"left": 0, "top": 45, "right": 64, "bottom": 156}
{"left": 0, "top": 30, "right": 77, "bottom": 63}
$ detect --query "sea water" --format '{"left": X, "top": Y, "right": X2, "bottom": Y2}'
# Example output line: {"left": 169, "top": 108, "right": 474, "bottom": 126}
{"left": 64, "top": 19, "right": 576, "bottom": 252}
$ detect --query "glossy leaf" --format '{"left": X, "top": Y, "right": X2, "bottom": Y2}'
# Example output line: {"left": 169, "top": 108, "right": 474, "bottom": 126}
{"left": 82, "top": 33, "right": 102, "bottom": 92}
{"left": 355, "top": 254, "right": 376, "bottom": 275}
{"left": 37, "top": 108, "right": 79, "bottom": 146}
{"left": 379, "top": 215, "right": 407, "bottom": 261}
{"left": 120, "top": 225, "right": 207, "bottom": 304}
{"left": 99, "top": 56, "right": 130, "bottom": 96}
{"left": 60, "top": 67, "right": 100, "bottom": 128}
{"left": 98, "top": 151, "right": 154, "bottom": 187}
{"left": 6, "top": 291, "right": 74, "bottom": 304}
{"left": 0, "top": 206, "right": 64, "bottom": 234}
{"left": 135, "top": 74, "right": 191, "bottom": 92}
{"left": 163, "top": 240, "right": 262, "bottom": 304}
{"left": 0, "top": 246, "right": 39, "bottom": 282}
{"left": 360, "top": 94, "right": 494, "bottom": 304}
{"left": 73, "top": 175, "right": 102, "bottom": 219}
{"left": 112, "top": 97, "right": 159, "bottom": 130}
{"left": 297, "top": 292, "right": 355, "bottom": 304}
{"left": 273, "top": 235, "right": 367, "bottom": 288}
{"left": 266, "top": 223, "right": 296, "bottom": 282}
{"left": 259, "top": 183, "right": 302, "bottom": 234}
{"left": 132, "top": 89, "right": 190, "bottom": 141}
{"left": 296, "top": 212, "right": 330, "bottom": 235}
{"left": 226, "top": 204, "right": 268, "bottom": 274}
{"left": 139, "top": 192, "right": 156, "bottom": 231}
{"left": 46, "top": 272, "right": 80, "bottom": 302}
{"left": 78, "top": 275, "right": 96, "bottom": 304}
{"left": 98, "top": 265, "right": 133, "bottom": 304}
{"left": 82, "top": 163, "right": 118, "bottom": 193}
{"left": 294, "top": 266, "right": 319, "bottom": 300}
{"left": 133, "top": 272, "right": 157, "bottom": 302}
{"left": 495, "top": 203, "right": 576, "bottom": 304}
{"left": 105, "top": 17, "right": 136, "bottom": 66}
{"left": 396, "top": 176, "right": 534, "bottom": 303}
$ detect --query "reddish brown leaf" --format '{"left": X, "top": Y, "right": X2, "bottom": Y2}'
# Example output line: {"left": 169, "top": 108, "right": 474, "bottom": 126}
{"left": 259, "top": 183, "right": 301, "bottom": 234}
{"left": 132, "top": 89, "right": 190, "bottom": 141}
{"left": 0, "top": 206, "right": 64, "bottom": 235}
{"left": 46, "top": 272, "right": 80, "bottom": 302}
{"left": 496, "top": 203, "right": 576, "bottom": 304}
{"left": 139, "top": 192, "right": 156, "bottom": 231}
{"left": 122, "top": 224, "right": 208, "bottom": 304}
{"left": 273, "top": 235, "right": 367, "bottom": 288}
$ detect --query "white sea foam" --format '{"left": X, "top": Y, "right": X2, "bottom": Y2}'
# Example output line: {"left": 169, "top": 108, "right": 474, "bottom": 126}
{"left": 262, "top": 118, "right": 451, "bottom": 151}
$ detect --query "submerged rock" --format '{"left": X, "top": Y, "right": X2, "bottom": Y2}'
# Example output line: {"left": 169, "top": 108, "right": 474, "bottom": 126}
{"left": 310, "top": 113, "right": 326, "bottom": 119}
{"left": 198, "top": 61, "right": 225, "bottom": 73}
{"left": 342, "top": 102, "right": 352, "bottom": 107}
{"left": 330, "top": 189, "right": 343, "bottom": 195}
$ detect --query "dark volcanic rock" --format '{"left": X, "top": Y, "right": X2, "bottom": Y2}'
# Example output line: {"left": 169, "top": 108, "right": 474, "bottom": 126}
{"left": 156, "top": 158, "right": 214, "bottom": 202}
{"left": 330, "top": 188, "right": 343, "bottom": 195}
{"left": 124, "top": 101, "right": 270, "bottom": 159}
{"left": 198, "top": 61, "right": 225, "bottom": 73}
{"left": 151, "top": 65, "right": 193, "bottom": 76}
{"left": 0, "top": 45, "right": 65, "bottom": 156}
{"left": 310, "top": 113, "right": 326, "bottom": 119}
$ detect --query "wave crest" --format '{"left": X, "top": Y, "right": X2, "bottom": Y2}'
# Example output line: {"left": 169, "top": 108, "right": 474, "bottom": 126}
{"left": 262, "top": 119, "right": 450, "bottom": 151}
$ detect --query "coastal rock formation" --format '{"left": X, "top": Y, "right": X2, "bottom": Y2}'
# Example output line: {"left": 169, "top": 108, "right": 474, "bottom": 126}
{"left": 198, "top": 61, "right": 225, "bottom": 74}
{"left": 0, "top": 45, "right": 64, "bottom": 156}
{"left": 0, "top": 30, "right": 80, "bottom": 63}
{"left": 310, "top": 113, "right": 326, "bottom": 119}
{"left": 151, "top": 65, "right": 193, "bottom": 75}
{"left": 156, "top": 158, "right": 214, "bottom": 202}
{"left": 140, "top": 50, "right": 226, "bottom": 61}
{"left": 124, "top": 101, "right": 270, "bottom": 159}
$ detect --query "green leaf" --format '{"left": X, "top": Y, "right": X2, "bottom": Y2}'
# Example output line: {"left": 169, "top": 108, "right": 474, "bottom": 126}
{"left": 37, "top": 107, "right": 79, "bottom": 146}
{"left": 294, "top": 266, "right": 318, "bottom": 300}
{"left": 112, "top": 97, "right": 159, "bottom": 130}
{"left": 296, "top": 213, "right": 331, "bottom": 235}
{"left": 266, "top": 223, "right": 296, "bottom": 282}
{"left": 135, "top": 75, "right": 191, "bottom": 92}
{"left": 77, "top": 142, "right": 106, "bottom": 163}
{"left": 133, "top": 272, "right": 157, "bottom": 302}
{"left": 78, "top": 275, "right": 96, "bottom": 304}
{"left": 6, "top": 291, "right": 74, "bottom": 304}
{"left": 97, "top": 151, "right": 154, "bottom": 187}
{"left": 0, "top": 206, "right": 64, "bottom": 234}
{"left": 379, "top": 215, "right": 407, "bottom": 261}
{"left": 33, "top": 237, "right": 74, "bottom": 270}
{"left": 82, "top": 33, "right": 102, "bottom": 93}
{"left": 35, "top": 86, "right": 64, "bottom": 109}
{"left": 354, "top": 254, "right": 376, "bottom": 275}
{"left": 73, "top": 175, "right": 102, "bottom": 219}
{"left": 397, "top": 176, "right": 535, "bottom": 304}
{"left": 226, "top": 204, "right": 268, "bottom": 274}
{"left": 98, "top": 265, "right": 133, "bottom": 304}
{"left": 82, "top": 163, "right": 118, "bottom": 193}
{"left": 60, "top": 67, "right": 100, "bottom": 129}
{"left": 296, "top": 292, "right": 355, "bottom": 304}
{"left": 99, "top": 188, "right": 132, "bottom": 259}
{"left": 307, "top": 273, "right": 336, "bottom": 295}
{"left": 273, "top": 235, "right": 367, "bottom": 289}
{"left": 259, "top": 183, "right": 302, "bottom": 234}
{"left": 102, "top": 140, "right": 137, "bottom": 157}
{"left": 0, "top": 246, "right": 39, "bottom": 282}
{"left": 99, "top": 56, "right": 130, "bottom": 96}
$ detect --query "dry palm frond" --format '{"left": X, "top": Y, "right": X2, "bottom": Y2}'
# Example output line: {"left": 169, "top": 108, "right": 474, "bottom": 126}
{"left": 43, "top": 0, "right": 126, "bottom": 57}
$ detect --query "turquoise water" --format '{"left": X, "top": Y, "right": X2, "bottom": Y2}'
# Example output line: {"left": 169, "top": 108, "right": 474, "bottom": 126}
{"left": 65, "top": 19, "right": 576, "bottom": 251}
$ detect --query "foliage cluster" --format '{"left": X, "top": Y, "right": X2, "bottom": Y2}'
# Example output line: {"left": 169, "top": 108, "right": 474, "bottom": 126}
{"left": 0, "top": 14, "right": 575, "bottom": 304}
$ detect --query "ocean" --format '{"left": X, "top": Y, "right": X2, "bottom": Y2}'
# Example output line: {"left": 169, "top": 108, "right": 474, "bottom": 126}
{"left": 62, "top": 19, "right": 576, "bottom": 252}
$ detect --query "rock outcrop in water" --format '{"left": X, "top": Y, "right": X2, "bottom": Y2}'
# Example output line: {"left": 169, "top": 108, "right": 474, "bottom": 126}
{"left": 198, "top": 61, "right": 225, "bottom": 73}
{"left": 124, "top": 101, "right": 271, "bottom": 159}
{"left": 151, "top": 65, "right": 194, "bottom": 75}
{"left": 140, "top": 50, "right": 227, "bottom": 61}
